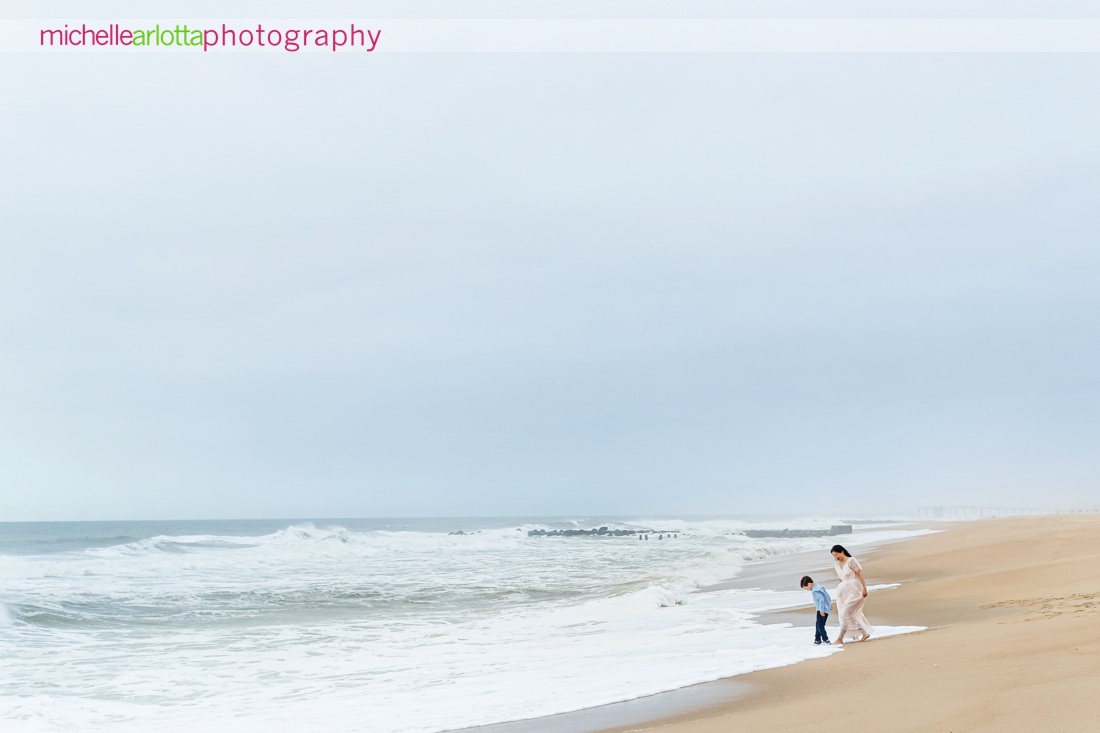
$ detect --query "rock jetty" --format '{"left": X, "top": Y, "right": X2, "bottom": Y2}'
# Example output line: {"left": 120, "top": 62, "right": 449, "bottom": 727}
{"left": 741, "top": 525, "right": 853, "bottom": 539}
{"left": 527, "top": 526, "right": 661, "bottom": 537}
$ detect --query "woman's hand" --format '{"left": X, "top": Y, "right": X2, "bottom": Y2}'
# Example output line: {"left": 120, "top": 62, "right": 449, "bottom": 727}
{"left": 862, "top": 588, "right": 868, "bottom": 598}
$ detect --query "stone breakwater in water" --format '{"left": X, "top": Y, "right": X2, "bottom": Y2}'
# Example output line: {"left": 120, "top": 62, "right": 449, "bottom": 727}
{"left": 526, "top": 527, "right": 680, "bottom": 538}
{"left": 523, "top": 525, "right": 854, "bottom": 539}
{"left": 741, "top": 525, "right": 853, "bottom": 538}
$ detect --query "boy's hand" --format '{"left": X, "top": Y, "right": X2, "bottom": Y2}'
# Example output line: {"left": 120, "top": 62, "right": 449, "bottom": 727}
{"left": 819, "top": 611, "right": 826, "bottom": 617}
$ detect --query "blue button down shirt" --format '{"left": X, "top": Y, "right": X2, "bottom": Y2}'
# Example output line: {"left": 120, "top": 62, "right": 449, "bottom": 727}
{"left": 812, "top": 584, "right": 831, "bottom": 614}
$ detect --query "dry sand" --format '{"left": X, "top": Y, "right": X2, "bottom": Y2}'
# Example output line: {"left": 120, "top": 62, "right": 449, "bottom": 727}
{"left": 598, "top": 515, "right": 1100, "bottom": 733}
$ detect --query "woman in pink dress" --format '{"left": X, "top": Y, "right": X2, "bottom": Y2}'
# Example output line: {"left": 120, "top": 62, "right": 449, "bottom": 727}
{"left": 830, "top": 544, "right": 873, "bottom": 644}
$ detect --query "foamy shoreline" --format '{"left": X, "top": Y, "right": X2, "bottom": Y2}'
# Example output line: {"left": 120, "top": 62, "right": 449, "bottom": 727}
{"left": 450, "top": 523, "right": 934, "bottom": 733}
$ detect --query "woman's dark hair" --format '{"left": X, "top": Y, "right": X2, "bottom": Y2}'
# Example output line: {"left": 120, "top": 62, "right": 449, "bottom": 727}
{"left": 830, "top": 545, "right": 851, "bottom": 557}
{"left": 800, "top": 576, "right": 814, "bottom": 588}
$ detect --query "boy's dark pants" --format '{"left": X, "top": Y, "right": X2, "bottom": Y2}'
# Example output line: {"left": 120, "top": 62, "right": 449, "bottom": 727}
{"left": 815, "top": 612, "right": 829, "bottom": 643}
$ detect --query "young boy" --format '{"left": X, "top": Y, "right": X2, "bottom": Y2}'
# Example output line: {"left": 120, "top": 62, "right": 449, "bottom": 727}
{"left": 800, "top": 575, "right": 831, "bottom": 645}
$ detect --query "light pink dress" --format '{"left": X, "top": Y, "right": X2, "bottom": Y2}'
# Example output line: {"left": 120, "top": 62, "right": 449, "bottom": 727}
{"left": 834, "top": 556, "right": 873, "bottom": 641}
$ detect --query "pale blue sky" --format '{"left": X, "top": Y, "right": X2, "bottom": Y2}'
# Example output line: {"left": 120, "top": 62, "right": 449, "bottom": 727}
{"left": 2, "top": 2, "right": 1099, "bottom": 520}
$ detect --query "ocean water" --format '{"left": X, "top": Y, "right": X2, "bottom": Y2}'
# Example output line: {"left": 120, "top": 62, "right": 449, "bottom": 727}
{"left": 0, "top": 517, "right": 928, "bottom": 732}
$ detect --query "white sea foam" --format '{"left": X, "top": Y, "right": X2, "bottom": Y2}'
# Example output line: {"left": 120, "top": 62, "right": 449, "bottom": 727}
{"left": 0, "top": 518, "right": 929, "bottom": 732}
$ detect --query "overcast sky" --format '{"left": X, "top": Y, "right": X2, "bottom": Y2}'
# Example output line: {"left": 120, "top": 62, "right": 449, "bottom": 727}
{"left": 2, "top": 1, "right": 1099, "bottom": 520}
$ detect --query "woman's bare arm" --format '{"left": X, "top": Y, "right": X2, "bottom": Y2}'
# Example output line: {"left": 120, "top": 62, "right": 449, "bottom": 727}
{"left": 854, "top": 567, "right": 868, "bottom": 597}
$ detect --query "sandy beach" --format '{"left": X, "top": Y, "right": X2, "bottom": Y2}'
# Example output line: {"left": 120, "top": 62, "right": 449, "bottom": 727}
{"left": 596, "top": 515, "right": 1100, "bottom": 733}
